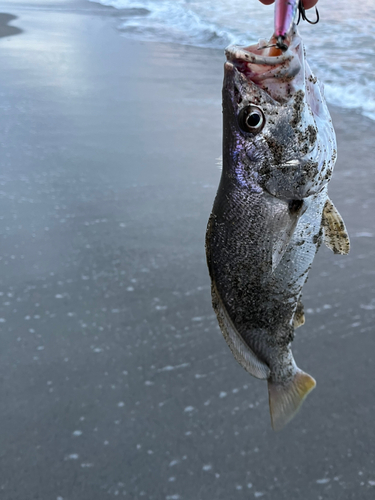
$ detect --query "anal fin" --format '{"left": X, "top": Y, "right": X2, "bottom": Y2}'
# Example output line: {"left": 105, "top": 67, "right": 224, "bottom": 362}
{"left": 211, "top": 283, "right": 270, "bottom": 380}
{"left": 322, "top": 198, "right": 350, "bottom": 255}
{"left": 292, "top": 301, "right": 305, "bottom": 329}
{"left": 268, "top": 369, "right": 316, "bottom": 431}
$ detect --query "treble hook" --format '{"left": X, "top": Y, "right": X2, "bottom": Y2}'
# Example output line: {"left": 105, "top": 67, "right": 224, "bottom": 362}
{"left": 297, "top": 1, "right": 320, "bottom": 25}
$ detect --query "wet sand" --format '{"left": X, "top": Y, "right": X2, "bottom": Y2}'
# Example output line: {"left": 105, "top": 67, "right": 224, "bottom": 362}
{"left": 0, "top": 1, "right": 374, "bottom": 499}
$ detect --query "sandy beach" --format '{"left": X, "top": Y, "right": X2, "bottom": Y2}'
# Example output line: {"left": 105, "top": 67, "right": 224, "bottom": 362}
{"left": 0, "top": 1, "right": 374, "bottom": 499}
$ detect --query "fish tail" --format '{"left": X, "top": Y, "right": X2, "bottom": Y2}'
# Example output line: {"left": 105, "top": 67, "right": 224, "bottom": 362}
{"left": 268, "top": 368, "right": 316, "bottom": 431}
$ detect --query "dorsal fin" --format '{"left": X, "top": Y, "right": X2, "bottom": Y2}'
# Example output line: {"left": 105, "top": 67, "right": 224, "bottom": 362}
{"left": 211, "top": 283, "right": 270, "bottom": 380}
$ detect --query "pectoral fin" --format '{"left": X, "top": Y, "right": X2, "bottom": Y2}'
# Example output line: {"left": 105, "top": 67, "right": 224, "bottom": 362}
{"left": 272, "top": 226, "right": 296, "bottom": 272}
{"left": 271, "top": 199, "right": 304, "bottom": 272}
{"left": 322, "top": 198, "right": 350, "bottom": 255}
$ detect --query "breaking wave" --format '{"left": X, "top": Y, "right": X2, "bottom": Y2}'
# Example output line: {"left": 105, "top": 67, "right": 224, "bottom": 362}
{"left": 89, "top": 0, "right": 375, "bottom": 121}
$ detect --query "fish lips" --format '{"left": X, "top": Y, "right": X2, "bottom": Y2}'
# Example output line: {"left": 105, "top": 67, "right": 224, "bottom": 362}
{"left": 223, "top": 61, "right": 277, "bottom": 110}
{"left": 226, "top": 32, "right": 303, "bottom": 91}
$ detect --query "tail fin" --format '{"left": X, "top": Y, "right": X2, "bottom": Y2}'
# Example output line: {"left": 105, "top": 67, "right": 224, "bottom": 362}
{"left": 268, "top": 369, "right": 316, "bottom": 431}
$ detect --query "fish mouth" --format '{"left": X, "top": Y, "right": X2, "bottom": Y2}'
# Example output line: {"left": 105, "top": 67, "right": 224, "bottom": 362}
{"left": 225, "top": 42, "right": 292, "bottom": 70}
{"left": 225, "top": 30, "right": 303, "bottom": 102}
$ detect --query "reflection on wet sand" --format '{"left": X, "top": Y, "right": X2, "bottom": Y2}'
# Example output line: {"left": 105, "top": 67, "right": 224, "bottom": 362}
{"left": 0, "top": 13, "right": 23, "bottom": 39}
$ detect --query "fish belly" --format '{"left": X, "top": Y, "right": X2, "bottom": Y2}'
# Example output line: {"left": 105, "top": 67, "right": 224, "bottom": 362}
{"left": 206, "top": 181, "right": 327, "bottom": 377}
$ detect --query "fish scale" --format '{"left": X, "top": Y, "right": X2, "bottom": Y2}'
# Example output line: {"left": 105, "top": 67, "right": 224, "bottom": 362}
{"left": 206, "top": 26, "right": 350, "bottom": 430}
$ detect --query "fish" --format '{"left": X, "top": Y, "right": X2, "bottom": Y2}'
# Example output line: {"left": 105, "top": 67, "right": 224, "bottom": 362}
{"left": 205, "top": 26, "right": 350, "bottom": 430}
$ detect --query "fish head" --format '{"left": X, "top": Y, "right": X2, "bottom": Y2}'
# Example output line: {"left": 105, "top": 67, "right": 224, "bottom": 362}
{"left": 223, "top": 29, "right": 336, "bottom": 200}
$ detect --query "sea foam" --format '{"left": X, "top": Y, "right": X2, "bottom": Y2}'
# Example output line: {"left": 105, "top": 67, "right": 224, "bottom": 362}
{"left": 89, "top": 0, "right": 375, "bottom": 121}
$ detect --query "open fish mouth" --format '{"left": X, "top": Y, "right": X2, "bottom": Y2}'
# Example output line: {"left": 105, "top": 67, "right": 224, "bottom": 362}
{"left": 223, "top": 27, "right": 337, "bottom": 201}
{"left": 225, "top": 30, "right": 304, "bottom": 103}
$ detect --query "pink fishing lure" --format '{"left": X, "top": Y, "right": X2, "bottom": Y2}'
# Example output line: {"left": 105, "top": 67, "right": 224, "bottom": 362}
{"left": 274, "top": 0, "right": 299, "bottom": 49}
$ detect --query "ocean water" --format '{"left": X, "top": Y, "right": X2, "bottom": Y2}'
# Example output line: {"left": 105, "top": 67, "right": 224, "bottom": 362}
{"left": 89, "top": 0, "right": 375, "bottom": 120}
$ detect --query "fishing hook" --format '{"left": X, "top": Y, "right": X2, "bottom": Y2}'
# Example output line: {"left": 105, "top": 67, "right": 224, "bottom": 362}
{"left": 297, "top": 1, "right": 320, "bottom": 25}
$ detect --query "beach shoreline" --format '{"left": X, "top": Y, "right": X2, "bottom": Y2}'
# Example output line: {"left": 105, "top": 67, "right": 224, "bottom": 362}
{"left": 0, "top": 1, "right": 374, "bottom": 499}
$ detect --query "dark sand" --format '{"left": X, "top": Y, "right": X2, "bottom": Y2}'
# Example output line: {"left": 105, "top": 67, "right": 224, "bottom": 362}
{"left": 0, "top": 1, "right": 374, "bottom": 499}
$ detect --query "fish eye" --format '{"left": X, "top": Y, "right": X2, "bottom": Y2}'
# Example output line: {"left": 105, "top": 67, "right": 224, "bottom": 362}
{"left": 238, "top": 105, "right": 265, "bottom": 134}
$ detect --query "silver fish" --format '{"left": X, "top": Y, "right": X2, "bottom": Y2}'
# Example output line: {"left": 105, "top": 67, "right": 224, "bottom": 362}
{"left": 205, "top": 28, "right": 350, "bottom": 431}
